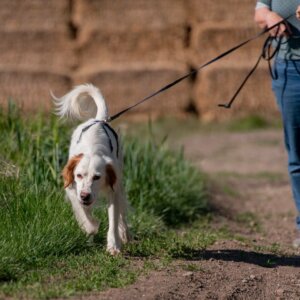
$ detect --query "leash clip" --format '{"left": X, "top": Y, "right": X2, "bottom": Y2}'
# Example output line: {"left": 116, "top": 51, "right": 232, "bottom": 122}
{"left": 218, "top": 104, "right": 231, "bottom": 109}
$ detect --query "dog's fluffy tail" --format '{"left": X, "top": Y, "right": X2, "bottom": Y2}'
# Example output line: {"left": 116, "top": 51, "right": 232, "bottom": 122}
{"left": 53, "top": 84, "right": 108, "bottom": 121}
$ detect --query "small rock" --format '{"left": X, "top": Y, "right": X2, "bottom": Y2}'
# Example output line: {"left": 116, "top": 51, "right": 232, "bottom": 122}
{"left": 242, "top": 279, "right": 248, "bottom": 283}
{"left": 250, "top": 274, "right": 256, "bottom": 280}
{"left": 276, "top": 288, "right": 285, "bottom": 296}
{"left": 183, "top": 271, "right": 193, "bottom": 277}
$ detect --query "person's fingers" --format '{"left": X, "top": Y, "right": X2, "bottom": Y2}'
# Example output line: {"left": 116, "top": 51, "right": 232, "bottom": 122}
{"left": 270, "top": 24, "right": 286, "bottom": 37}
{"left": 280, "top": 23, "right": 287, "bottom": 35}
{"left": 269, "top": 27, "right": 279, "bottom": 37}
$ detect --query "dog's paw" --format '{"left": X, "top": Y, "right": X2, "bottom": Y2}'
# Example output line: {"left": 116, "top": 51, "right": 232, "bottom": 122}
{"left": 119, "top": 230, "right": 131, "bottom": 244}
{"left": 87, "top": 235, "right": 94, "bottom": 247}
{"left": 107, "top": 246, "right": 121, "bottom": 256}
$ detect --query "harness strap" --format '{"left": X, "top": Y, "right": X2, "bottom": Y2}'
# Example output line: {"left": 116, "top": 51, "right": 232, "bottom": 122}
{"left": 76, "top": 121, "right": 99, "bottom": 144}
{"left": 102, "top": 122, "right": 119, "bottom": 157}
{"left": 76, "top": 120, "right": 119, "bottom": 157}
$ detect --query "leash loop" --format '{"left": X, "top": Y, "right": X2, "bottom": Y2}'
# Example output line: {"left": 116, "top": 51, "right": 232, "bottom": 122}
{"left": 218, "top": 20, "right": 290, "bottom": 109}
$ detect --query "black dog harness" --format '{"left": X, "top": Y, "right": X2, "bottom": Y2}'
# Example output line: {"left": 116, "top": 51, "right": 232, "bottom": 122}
{"left": 76, "top": 120, "right": 119, "bottom": 157}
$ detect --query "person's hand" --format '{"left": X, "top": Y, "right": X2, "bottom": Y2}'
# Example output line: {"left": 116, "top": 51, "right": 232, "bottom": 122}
{"left": 266, "top": 11, "right": 287, "bottom": 36}
{"left": 296, "top": 5, "right": 300, "bottom": 19}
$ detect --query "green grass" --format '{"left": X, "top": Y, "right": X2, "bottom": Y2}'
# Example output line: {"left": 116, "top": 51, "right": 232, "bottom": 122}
{"left": 0, "top": 103, "right": 212, "bottom": 299}
{"left": 226, "top": 115, "right": 269, "bottom": 132}
{"left": 235, "top": 212, "right": 262, "bottom": 233}
{"left": 124, "top": 138, "right": 208, "bottom": 226}
{"left": 214, "top": 171, "right": 286, "bottom": 184}
{"left": 122, "top": 114, "right": 282, "bottom": 143}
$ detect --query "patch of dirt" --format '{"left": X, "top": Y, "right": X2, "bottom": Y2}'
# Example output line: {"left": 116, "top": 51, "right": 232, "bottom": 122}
{"left": 181, "top": 129, "right": 296, "bottom": 248}
{"left": 71, "top": 129, "right": 300, "bottom": 300}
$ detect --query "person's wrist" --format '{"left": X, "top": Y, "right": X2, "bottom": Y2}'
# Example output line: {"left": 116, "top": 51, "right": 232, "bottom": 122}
{"left": 259, "top": 8, "right": 272, "bottom": 25}
{"left": 267, "top": 11, "right": 284, "bottom": 22}
{"left": 265, "top": 11, "right": 277, "bottom": 22}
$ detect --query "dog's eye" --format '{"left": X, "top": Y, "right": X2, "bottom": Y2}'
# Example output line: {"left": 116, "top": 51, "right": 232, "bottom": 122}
{"left": 93, "top": 175, "right": 101, "bottom": 181}
{"left": 77, "top": 174, "right": 83, "bottom": 179}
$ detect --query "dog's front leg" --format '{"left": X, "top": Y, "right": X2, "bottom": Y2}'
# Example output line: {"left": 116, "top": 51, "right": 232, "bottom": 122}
{"left": 115, "top": 183, "right": 130, "bottom": 244}
{"left": 66, "top": 188, "right": 99, "bottom": 236}
{"left": 107, "top": 191, "right": 121, "bottom": 255}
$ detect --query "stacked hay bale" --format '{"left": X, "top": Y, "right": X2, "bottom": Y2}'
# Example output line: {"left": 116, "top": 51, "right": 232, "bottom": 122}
{"left": 0, "top": 0, "right": 73, "bottom": 111}
{"left": 0, "top": 0, "right": 277, "bottom": 120}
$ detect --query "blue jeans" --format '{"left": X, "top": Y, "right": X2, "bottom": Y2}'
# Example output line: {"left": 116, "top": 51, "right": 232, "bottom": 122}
{"left": 272, "top": 58, "right": 300, "bottom": 230}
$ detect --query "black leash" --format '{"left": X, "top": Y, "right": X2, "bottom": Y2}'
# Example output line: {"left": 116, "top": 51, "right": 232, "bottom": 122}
{"left": 219, "top": 27, "right": 285, "bottom": 108}
{"left": 107, "top": 13, "right": 294, "bottom": 122}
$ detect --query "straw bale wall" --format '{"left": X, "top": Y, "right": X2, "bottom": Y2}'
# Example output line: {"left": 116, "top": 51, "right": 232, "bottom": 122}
{"left": 0, "top": 0, "right": 278, "bottom": 121}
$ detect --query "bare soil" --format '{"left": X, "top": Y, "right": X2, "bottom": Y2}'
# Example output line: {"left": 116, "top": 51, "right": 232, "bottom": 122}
{"left": 74, "top": 129, "right": 300, "bottom": 300}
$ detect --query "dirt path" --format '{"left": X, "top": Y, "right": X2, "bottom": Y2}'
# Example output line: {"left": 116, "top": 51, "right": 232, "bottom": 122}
{"left": 78, "top": 129, "right": 300, "bottom": 300}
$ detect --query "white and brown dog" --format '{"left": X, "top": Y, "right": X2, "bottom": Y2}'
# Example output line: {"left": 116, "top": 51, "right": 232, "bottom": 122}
{"left": 54, "top": 84, "right": 129, "bottom": 255}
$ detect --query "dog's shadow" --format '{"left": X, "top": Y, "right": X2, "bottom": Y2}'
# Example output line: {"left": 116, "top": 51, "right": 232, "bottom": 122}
{"left": 172, "top": 248, "right": 300, "bottom": 268}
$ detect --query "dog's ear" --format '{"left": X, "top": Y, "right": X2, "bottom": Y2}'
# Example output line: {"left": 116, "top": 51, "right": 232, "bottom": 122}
{"left": 62, "top": 154, "right": 83, "bottom": 188}
{"left": 105, "top": 164, "right": 117, "bottom": 191}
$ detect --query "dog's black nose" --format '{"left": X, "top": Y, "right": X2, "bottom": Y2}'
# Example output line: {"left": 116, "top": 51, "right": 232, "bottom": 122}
{"left": 80, "top": 192, "right": 91, "bottom": 203}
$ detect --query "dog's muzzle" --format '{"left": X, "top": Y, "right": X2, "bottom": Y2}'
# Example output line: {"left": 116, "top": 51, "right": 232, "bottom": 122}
{"left": 80, "top": 191, "right": 93, "bottom": 206}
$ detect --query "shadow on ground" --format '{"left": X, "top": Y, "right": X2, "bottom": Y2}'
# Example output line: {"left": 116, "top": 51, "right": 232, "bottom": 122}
{"left": 173, "top": 248, "right": 300, "bottom": 268}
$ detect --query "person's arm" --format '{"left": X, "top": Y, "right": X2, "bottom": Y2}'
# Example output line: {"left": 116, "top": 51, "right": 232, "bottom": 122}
{"left": 254, "top": 1, "right": 286, "bottom": 36}
{"left": 255, "top": 6, "right": 271, "bottom": 28}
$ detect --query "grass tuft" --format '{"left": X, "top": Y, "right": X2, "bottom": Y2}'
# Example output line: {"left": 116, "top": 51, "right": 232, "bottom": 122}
{"left": 227, "top": 115, "right": 271, "bottom": 132}
{"left": 124, "top": 139, "right": 208, "bottom": 226}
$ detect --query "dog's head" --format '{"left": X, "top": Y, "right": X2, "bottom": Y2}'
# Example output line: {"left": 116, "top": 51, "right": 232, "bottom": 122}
{"left": 62, "top": 153, "right": 117, "bottom": 206}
